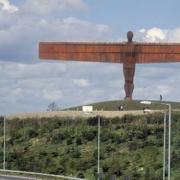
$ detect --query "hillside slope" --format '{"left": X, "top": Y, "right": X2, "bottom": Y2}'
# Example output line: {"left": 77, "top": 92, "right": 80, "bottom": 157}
{"left": 0, "top": 112, "right": 180, "bottom": 179}
{"left": 68, "top": 100, "right": 180, "bottom": 111}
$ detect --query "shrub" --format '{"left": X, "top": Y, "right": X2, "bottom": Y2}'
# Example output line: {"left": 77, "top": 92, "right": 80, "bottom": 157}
{"left": 82, "top": 129, "right": 96, "bottom": 141}
{"left": 51, "top": 131, "right": 65, "bottom": 143}
{"left": 26, "top": 128, "right": 38, "bottom": 138}
{"left": 76, "top": 137, "right": 82, "bottom": 145}
{"left": 77, "top": 171, "right": 85, "bottom": 178}
{"left": 66, "top": 138, "right": 73, "bottom": 145}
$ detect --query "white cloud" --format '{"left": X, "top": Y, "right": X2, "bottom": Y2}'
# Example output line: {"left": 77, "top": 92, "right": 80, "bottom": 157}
{"left": 73, "top": 78, "right": 90, "bottom": 87}
{"left": 21, "top": 0, "right": 87, "bottom": 16}
{"left": 0, "top": 0, "right": 18, "bottom": 13}
{"left": 0, "top": 60, "right": 124, "bottom": 114}
{"left": 0, "top": 62, "right": 67, "bottom": 79}
{"left": 96, "top": 24, "right": 111, "bottom": 33}
{"left": 42, "top": 89, "right": 63, "bottom": 101}
{"left": 135, "top": 27, "right": 167, "bottom": 42}
{"left": 156, "top": 85, "right": 172, "bottom": 95}
{"left": 135, "top": 27, "right": 180, "bottom": 43}
{"left": 0, "top": 15, "right": 112, "bottom": 62}
{"left": 165, "top": 28, "right": 180, "bottom": 42}
{"left": 135, "top": 64, "right": 180, "bottom": 101}
{"left": 146, "top": 28, "right": 167, "bottom": 42}
{"left": 1, "top": 59, "right": 180, "bottom": 114}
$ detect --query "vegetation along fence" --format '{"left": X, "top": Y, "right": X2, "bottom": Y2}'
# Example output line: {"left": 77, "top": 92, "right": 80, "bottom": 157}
{"left": 0, "top": 113, "right": 179, "bottom": 179}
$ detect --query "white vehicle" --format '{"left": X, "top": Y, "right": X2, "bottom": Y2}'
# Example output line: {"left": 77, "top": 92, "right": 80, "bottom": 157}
{"left": 82, "top": 106, "right": 93, "bottom": 112}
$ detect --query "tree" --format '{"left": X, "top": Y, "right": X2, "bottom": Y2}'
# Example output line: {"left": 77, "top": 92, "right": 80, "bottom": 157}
{"left": 47, "top": 102, "right": 59, "bottom": 111}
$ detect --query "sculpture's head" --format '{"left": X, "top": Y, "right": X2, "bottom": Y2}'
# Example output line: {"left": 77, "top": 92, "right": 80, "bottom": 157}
{"left": 127, "top": 31, "right": 133, "bottom": 42}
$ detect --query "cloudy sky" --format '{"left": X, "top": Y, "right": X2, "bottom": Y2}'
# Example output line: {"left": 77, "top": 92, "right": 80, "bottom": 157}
{"left": 1, "top": 0, "right": 180, "bottom": 114}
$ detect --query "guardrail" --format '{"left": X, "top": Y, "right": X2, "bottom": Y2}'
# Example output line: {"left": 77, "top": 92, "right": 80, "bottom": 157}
{"left": 0, "top": 174, "right": 37, "bottom": 180}
{"left": 0, "top": 169, "right": 86, "bottom": 180}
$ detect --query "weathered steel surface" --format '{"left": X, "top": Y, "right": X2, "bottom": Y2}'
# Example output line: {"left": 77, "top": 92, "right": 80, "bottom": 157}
{"left": 39, "top": 42, "right": 127, "bottom": 63}
{"left": 39, "top": 31, "right": 180, "bottom": 100}
{"left": 135, "top": 43, "right": 180, "bottom": 63}
{"left": 39, "top": 42, "right": 180, "bottom": 63}
{"left": 127, "top": 31, "right": 133, "bottom": 42}
{"left": 123, "top": 43, "right": 136, "bottom": 100}
{"left": 123, "top": 63, "right": 135, "bottom": 100}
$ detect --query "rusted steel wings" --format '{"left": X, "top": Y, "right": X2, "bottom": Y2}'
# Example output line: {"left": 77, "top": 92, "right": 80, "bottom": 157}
{"left": 39, "top": 42, "right": 180, "bottom": 63}
{"left": 39, "top": 42, "right": 126, "bottom": 63}
{"left": 135, "top": 43, "right": 180, "bottom": 63}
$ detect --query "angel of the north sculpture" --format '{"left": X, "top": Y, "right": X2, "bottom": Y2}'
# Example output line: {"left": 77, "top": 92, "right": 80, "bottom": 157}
{"left": 39, "top": 31, "right": 180, "bottom": 100}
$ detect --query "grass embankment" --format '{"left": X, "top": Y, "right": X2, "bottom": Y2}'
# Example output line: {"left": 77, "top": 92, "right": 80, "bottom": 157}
{"left": 68, "top": 100, "right": 180, "bottom": 111}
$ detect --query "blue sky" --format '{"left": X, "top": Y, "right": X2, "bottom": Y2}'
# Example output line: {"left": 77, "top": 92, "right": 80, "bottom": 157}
{"left": 84, "top": 0, "right": 180, "bottom": 30}
{"left": 0, "top": 0, "right": 180, "bottom": 114}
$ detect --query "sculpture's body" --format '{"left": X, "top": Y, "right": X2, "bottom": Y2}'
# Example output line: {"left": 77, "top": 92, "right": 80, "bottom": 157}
{"left": 39, "top": 31, "right": 180, "bottom": 100}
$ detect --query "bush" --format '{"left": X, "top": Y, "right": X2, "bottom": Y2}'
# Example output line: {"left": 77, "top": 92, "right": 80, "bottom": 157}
{"left": 51, "top": 131, "right": 65, "bottom": 143}
{"left": 77, "top": 171, "right": 85, "bottom": 178}
{"left": 87, "top": 117, "right": 98, "bottom": 126}
{"left": 82, "top": 129, "right": 96, "bottom": 141}
{"left": 66, "top": 138, "right": 73, "bottom": 145}
{"left": 26, "top": 128, "right": 38, "bottom": 138}
{"left": 76, "top": 137, "right": 82, "bottom": 145}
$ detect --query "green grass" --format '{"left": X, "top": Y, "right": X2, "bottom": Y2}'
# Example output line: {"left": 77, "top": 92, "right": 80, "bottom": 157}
{"left": 67, "top": 99, "right": 180, "bottom": 111}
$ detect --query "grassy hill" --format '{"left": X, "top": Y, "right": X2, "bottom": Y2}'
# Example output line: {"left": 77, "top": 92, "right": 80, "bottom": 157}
{"left": 68, "top": 100, "right": 180, "bottom": 111}
{"left": 0, "top": 112, "right": 180, "bottom": 179}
